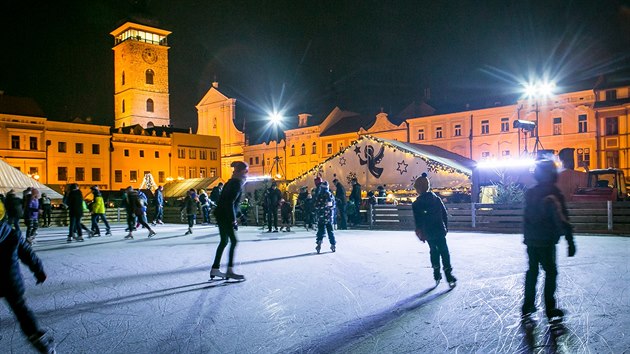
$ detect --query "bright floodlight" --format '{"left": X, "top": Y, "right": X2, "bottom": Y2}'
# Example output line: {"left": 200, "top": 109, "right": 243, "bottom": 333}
{"left": 269, "top": 112, "right": 282, "bottom": 125}
{"left": 524, "top": 80, "right": 555, "bottom": 99}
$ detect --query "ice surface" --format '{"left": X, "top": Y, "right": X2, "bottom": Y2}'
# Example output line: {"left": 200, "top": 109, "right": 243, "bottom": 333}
{"left": 1, "top": 224, "right": 628, "bottom": 353}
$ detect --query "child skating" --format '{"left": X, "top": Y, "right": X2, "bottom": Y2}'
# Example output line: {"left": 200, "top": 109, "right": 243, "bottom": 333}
{"left": 412, "top": 173, "right": 456, "bottom": 288}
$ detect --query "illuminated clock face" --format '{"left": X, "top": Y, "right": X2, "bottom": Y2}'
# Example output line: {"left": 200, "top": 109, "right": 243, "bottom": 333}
{"left": 142, "top": 48, "right": 158, "bottom": 64}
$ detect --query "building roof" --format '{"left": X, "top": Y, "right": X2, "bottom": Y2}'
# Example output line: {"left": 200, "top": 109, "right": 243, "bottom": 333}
{"left": 0, "top": 158, "right": 63, "bottom": 198}
{"left": 0, "top": 95, "right": 45, "bottom": 117}
{"left": 162, "top": 177, "right": 222, "bottom": 198}
{"left": 320, "top": 113, "right": 373, "bottom": 136}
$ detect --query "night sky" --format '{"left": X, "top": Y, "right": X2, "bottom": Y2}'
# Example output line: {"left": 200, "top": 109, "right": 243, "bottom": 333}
{"left": 1, "top": 0, "right": 628, "bottom": 131}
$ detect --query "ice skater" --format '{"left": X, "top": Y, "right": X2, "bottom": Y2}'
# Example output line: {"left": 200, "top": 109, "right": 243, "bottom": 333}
{"left": 210, "top": 161, "right": 248, "bottom": 280}
{"left": 314, "top": 180, "right": 336, "bottom": 253}
{"left": 521, "top": 160, "right": 576, "bottom": 330}
{"left": 182, "top": 189, "right": 198, "bottom": 235}
{"left": 123, "top": 187, "right": 155, "bottom": 239}
{"left": 279, "top": 199, "right": 292, "bottom": 232}
{"left": 412, "top": 173, "right": 456, "bottom": 287}
{"left": 90, "top": 186, "right": 111, "bottom": 236}
{"left": 0, "top": 200, "right": 56, "bottom": 353}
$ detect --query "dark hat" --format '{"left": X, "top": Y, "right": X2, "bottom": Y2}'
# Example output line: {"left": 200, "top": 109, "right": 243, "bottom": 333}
{"left": 314, "top": 176, "right": 322, "bottom": 185}
{"left": 534, "top": 160, "right": 558, "bottom": 183}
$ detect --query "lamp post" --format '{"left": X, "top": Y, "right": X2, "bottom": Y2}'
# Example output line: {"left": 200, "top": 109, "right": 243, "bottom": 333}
{"left": 269, "top": 113, "right": 283, "bottom": 179}
{"left": 524, "top": 80, "right": 555, "bottom": 156}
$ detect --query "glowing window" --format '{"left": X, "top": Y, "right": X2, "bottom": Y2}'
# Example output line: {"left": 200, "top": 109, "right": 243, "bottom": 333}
{"left": 146, "top": 69, "right": 154, "bottom": 85}
{"left": 146, "top": 99, "right": 154, "bottom": 112}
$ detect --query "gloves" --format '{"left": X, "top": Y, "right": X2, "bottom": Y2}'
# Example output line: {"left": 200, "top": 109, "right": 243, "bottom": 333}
{"left": 415, "top": 229, "right": 426, "bottom": 243}
{"left": 568, "top": 241, "right": 576, "bottom": 257}
{"left": 35, "top": 271, "right": 47, "bottom": 285}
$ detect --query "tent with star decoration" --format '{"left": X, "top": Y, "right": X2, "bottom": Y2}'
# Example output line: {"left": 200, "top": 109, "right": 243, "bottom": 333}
{"left": 286, "top": 135, "right": 474, "bottom": 193}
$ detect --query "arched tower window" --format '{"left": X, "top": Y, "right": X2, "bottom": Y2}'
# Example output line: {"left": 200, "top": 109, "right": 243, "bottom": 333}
{"left": 311, "top": 142, "right": 317, "bottom": 154}
{"left": 146, "top": 98, "right": 154, "bottom": 112}
{"left": 301, "top": 143, "right": 306, "bottom": 155}
{"left": 145, "top": 69, "right": 154, "bottom": 85}
{"left": 291, "top": 145, "right": 295, "bottom": 156}
{"left": 122, "top": 71, "right": 125, "bottom": 85}
{"left": 122, "top": 99, "right": 125, "bottom": 113}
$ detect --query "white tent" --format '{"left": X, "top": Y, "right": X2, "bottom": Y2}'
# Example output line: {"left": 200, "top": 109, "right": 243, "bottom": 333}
{"left": 0, "top": 157, "right": 63, "bottom": 199}
{"left": 287, "top": 135, "right": 474, "bottom": 192}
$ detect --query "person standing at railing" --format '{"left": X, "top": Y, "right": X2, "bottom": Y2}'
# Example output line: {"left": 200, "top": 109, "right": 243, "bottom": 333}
{"left": 521, "top": 159, "right": 576, "bottom": 329}
{"left": 412, "top": 173, "right": 456, "bottom": 288}
{"left": 39, "top": 193, "right": 52, "bottom": 228}
{"left": 152, "top": 185, "right": 164, "bottom": 225}
{"left": 332, "top": 179, "right": 347, "bottom": 230}
{"left": 349, "top": 178, "right": 362, "bottom": 226}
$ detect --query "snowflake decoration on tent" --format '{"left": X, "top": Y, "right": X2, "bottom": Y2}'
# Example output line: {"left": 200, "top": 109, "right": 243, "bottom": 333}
{"left": 397, "top": 160, "right": 408, "bottom": 175}
{"left": 346, "top": 172, "right": 357, "bottom": 185}
{"left": 339, "top": 156, "right": 347, "bottom": 166}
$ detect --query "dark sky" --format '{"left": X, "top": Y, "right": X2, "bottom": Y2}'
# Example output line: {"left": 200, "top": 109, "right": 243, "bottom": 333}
{"left": 1, "top": 0, "right": 629, "bottom": 131}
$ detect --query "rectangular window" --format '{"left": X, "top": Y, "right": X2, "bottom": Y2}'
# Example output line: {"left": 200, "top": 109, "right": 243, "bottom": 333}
{"left": 501, "top": 150, "right": 510, "bottom": 157}
{"left": 75, "top": 167, "right": 85, "bottom": 182}
{"left": 115, "top": 170, "right": 122, "bottom": 183}
{"left": 29, "top": 167, "right": 38, "bottom": 176}
{"left": 189, "top": 149, "right": 196, "bottom": 159}
{"left": 92, "top": 168, "right": 101, "bottom": 182}
{"left": 578, "top": 114, "right": 587, "bottom": 133}
{"left": 266, "top": 158, "right": 270, "bottom": 167}
{"left": 200, "top": 168, "right": 207, "bottom": 178}
{"left": 326, "top": 143, "right": 333, "bottom": 154}
{"left": 606, "top": 150, "right": 619, "bottom": 168}
{"left": 454, "top": 124, "right": 461, "bottom": 137}
{"left": 553, "top": 117, "right": 562, "bottom": 135}
{"left": 58, "top": 141, "right": 67, "bottom": 153}
{"left": 155, "top": 151, "right": 160, "bottom": 158}
{"left": 130, "top": 170, "right": 138, "bottom": 182}
{"left": 605, "top": 90, "right": 617, "bottom": 101}
{"left": 29, "top": 137, "right": 37, "bottom": 150}
{"left": 418, "top": 129, "right": 425, "bottom": 140}
{"left": 188, "top": 168, "right": 197, "bottom": 179}
{"left": 210, "top": 168, "right": 217, "bottom": 177}
{"left": 58, "top": 167, "right": 67, "bottom": 181}
{"left": 158, "top": 171, "right": 165, "bottom": 183}
{"left": 210, "top": 150, "right": 218, "bottom": 160}
{"left": 139, "top": 150, "right": 145, "bottom": 158}
{"left": 605, "top": 116, "right": 618, "bottom": 136}
{"left": 92, "top": 144, "right": 100, "bottom": 155}
{"left": 124, "top": 149, "right": 129, "bottom": 157}
{"left": 577, "top": 148, "right": 590, "bottom": 169}
{"left": 249, "top": 157, "right": 253, "bottom": 165}
{"left": 11, "top": 136, "right": 19, "bottom": 149}
{"left": 435, "top": 127, "right": 443, "bottom": 139}
{"left": 178, "top": 148, "right": 186, "bottom": 159}
{"left": 199, "top": 150, "right": 207, "bottom": 160}
{"left": 500, "top": 118, "right": 509, "bottom": 132}
{"left": 481, "top": 120, "right": 489, "bottom": 135}
{"left": 75, "top": 143, "right": 83, "bottom": 154}
{"left": 481, "top": 151, "right": 490, "bottom": 159}
{"left": 177, "top": 167, "right": 185, "bottom": 178}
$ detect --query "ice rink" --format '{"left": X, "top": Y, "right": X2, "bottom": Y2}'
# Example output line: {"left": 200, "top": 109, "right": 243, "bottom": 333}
{"left": 1, "top": 224, "right": 628, "bottom": 353}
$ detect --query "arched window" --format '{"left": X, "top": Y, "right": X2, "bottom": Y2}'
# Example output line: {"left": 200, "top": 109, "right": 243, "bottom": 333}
{"left": 122, "top": 71, "right": 125, "bottom": 85}
{"left": 146, "top": 98, "right": 154, "bottom": 112}
{"left": 311, "top": 142, "right": 317, "bottom": 154}
{"left": 291, "top": 145, "right": 295, "bottom": 156}
{"left": 122, "top": 99, "right": 125, "bottom": 113}
{"left": 301, "top": 143, "right": 306, "bottom": 155}
{"left": 145, "top": 69, "right": 154, "bottom": 85}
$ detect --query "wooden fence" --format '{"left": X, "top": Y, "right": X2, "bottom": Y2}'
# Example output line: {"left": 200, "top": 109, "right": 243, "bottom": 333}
{"left": 371, "top": 201, "right": 630, "bottom": 235}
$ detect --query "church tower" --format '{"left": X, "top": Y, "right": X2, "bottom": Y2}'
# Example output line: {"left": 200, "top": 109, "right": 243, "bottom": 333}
{"left": 111, "top": 22, "right": 171, "bottom": 128}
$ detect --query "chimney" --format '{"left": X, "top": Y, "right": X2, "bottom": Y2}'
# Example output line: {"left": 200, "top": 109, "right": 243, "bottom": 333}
{"left": 298, "top": 113, "right": 311, "bottom": 128}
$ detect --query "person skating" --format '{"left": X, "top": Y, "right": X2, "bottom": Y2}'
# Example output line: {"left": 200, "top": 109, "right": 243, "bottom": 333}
{"left": 39, "top": 193, "right": 52, "bottom": 228}
{"left": 332, "top": 178, "right": 348, "bottom": 230}
{"left": 0, "top": 200, "right": 57, "bottom": 353}
{"left": 24, "top": 188, "right": 40, "bottom": 244}
{"left": 412, "top": 173, "right": 456, "bottom": 288}
{"left": 182, "top": 189, "right": 198, "bottom": 235}
{"left": 198, "top": 189, "right": 210, "bottom": 224}
{"left": 89, "top": 186, "right": 111, "bottom": 236}
{"left": 5, "top": 190, "right": 23, "bottom": 232}
{"left": 264, "top": 182, "right": 282, "bottom": 232}
{"left": 210, "top": 161, "right": 248, "bottom": 280}
{"left": 123, "top": 187, "right": 155, "bottom": 239}
{"left": 303, "top": 192, "right": 315, "bottom": 231}
{"left": 521, "top": 160, "right": 576, "bottom": 329}
{"left": 314, "top": 180, "right": 337, "bottom": 253}
{"left": 65, "top": 184, "right": 90, "bottom": 242}
{"left": 151, "top": 185, "right": 164, "bottom": 225}
{"left": 209, "top": 182, "right": 223, "bottom": 225}
{"left": 279, "top": 199, "right": 292, "bottom": 232}
{"left": 349, "top": 178, "right": 362, "bottom": 226}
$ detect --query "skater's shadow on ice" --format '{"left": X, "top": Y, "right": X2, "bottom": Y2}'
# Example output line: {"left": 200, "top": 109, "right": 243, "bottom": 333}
{"left": 36, "top": 281, "right": 236, "bottom": 319}
{"left": 285, "top": 286, "right": 453, "bottom": 353}
{"left": 35, "top": 237, "right": 128, "bottom": 252}
{"left": 518, "top": 323, "right": 577, "bottom": 354}
{"left": 238, "top": 252, "right": 320, "bottom": 266}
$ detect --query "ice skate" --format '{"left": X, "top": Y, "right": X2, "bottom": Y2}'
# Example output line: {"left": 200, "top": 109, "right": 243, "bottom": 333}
{"left": 331, "top": 244, "right": 336, "bottom": 252}
{"left": 521, "top": 312, "right": 537, "bottom": 331}
{"left": 28, "top": 331, "right": 56, "bottom": 354}
{"left": 433, "top": 268, "right": 442, "bottom": 287}
{"left": 148, "top": 230, "right": 156, "bottom": 238}
{"left": 547, "top": 309, "right": 565, "bottom": 336}
{"left": 105, "top": 230, "right": 112, "bottom": 236}
{"left": 210, "top": 268, "right": 226, "bottom": 280}
{"left": 445, "top": 269, "right": 457, "bottom": 288}
{"left": 124, "top": 234, "right": 133, "bottom": 240}
{"left": 75, "top": 235, "right": 84, "bottom": 242}
{"left": 66, "top": 236, "right": 72, "bottom": 243}
{"left": 226, "top": 267, "right": 245, "bottom": 281}
{"left": 184, "top": 228, "right": 192, "bottom": 235}
{"left": 315, "top": 241, "right": 322, "bottom": 254}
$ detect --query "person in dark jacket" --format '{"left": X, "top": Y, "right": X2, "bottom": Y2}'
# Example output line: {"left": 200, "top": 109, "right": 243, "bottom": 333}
{"left": 66, "top": 183, "right": 86, "bottom": 242}
{"left": 332, "top": 179, "right": 347, "bottom": 230}
{"left": 198, "top": 189, "right": 210, "bottom": 224}
{"left": 264, "top": 182, "right": 282, "bottom": 232}
{"left": 0, "top": 200, "right": 56, "bottom": 353}
{"left": 123, "top": 187, "right": 155, "bottom": 239}
{"left": 24, "top": 188, "right": 40, "bottom": 244}
{"left": 5, "top": 189, "right": 23, "bottom": 232}
{"left": 315, "top": 181, "right": 337, "bottom": 253}
{"left": 349, "top": 178, "right": 362, "bottom": 225}
{"left": 39, "top": 193, "right": 52, "bottom": 228}
{"left": 210, "top": 161, "right": 248, "bottom": 280}
{"left": 182, "top": 189, "right": 199, "bottom": 235}
{"left": 377, "top": 185, "right": 387, "bottom": 204}
{"left": 279, "top": 199, "right": 293, "bottom": 232}
{"left": 412, "top": 173, "right": 456, "bottom": 287}
{"left": 303, "top": 192, "right": 315, "bottom": 231}
{"left": 152, "top": 185, "right": 164, "bottom": 225}
{"left": 521, "top": 160, "right": 576, "bottom": 324}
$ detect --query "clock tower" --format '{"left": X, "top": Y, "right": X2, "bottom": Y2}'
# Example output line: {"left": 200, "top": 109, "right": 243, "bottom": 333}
{"left": 111, "top": 22, "right": 171, "bottom": 128}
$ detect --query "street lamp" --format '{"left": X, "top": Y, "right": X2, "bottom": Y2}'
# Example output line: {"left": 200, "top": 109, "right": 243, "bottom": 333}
{"left": 269, "top": 112, "right": 284, "bottom": 179}
{"left": 523, "top": 80, "right": 555, "bottom": 156}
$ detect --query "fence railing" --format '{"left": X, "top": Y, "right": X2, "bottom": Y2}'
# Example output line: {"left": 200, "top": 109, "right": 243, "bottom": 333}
{"left": 370, "top": 201, "right": 630, "bottom": 234}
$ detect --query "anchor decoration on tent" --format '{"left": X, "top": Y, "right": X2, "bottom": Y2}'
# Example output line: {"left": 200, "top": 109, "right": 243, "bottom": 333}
{"left": 356, "top": 144, "right": 385, "bottom": 178}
